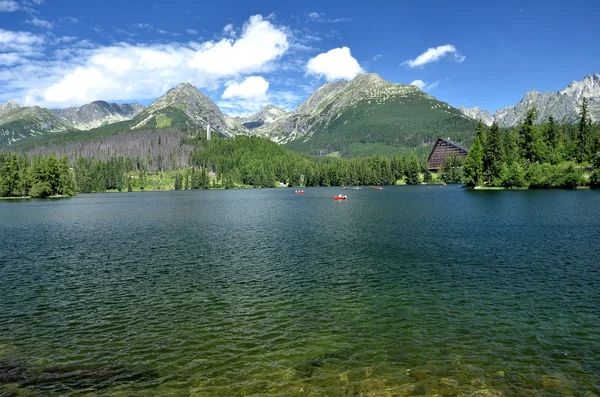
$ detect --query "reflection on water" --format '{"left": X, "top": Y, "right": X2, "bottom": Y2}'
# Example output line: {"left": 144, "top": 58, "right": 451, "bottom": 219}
{"left": 1, "top": 186, "right": 599, "bottom": 396}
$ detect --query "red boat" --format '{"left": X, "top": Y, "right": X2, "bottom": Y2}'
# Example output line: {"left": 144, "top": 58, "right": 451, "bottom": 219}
{"left": 293, "top": 190, "right": 305, "bottom": 194}
{"left": 334, "top": 194, "right": 348, "bottom": 200}
{"left": 371, "top": 186, "right": 383, "bottom": 190}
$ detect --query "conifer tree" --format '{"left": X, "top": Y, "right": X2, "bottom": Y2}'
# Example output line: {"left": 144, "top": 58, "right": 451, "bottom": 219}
{"left": 576, "top": 97, "right": 592, "bottom": 162}
{"left": 483, "top": 121, "right": 504, "bottom": 183}
{"left": 464, "top": 136, "right": 484, "bottom": 187}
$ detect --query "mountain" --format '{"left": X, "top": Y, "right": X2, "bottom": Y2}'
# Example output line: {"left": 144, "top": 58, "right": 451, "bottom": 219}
{"left": 238, "top": 105, "right": 288, "bottom": 129}
{"left": 252, "top": 73, "right": 477, "bottom": 156}
{"left": 129, "top": 82, "right": 244, "bottom": 136}
{"left": 50, "top": 101, "right": 144, "bottom": 130}
{"left": 0, "top": 105, "right": 73, "bottom": 145}
{"left": 0, "top": 100, "right": 20, "bottom": 116}
{"left": 458, "top": 106, "right": 494, "bottom": 126}
{"left": 1, "top": 75, "right": 478, "bottom": 155}
{"left": 460, "top": 73, "right": 600, "bottom": 127}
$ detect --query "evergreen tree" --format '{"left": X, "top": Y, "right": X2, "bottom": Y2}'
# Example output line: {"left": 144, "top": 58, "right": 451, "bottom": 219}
{"left": 503, "top": 128, "right": 520, "bottom": 166}
{"left": 576, "top": 97, "right": 592, "bottom": 162}
{"left": 544, "top": 115, "right": 558, "bottom": 147}
{"left": 519, "top": 107, "right": 546, "bottom": 162}
{"left": 483, "top": 121, "right": 504, "bottom": 183}
{"left": 464, "top": 136, "right": 484, "bottom": 187}
{"left": 404, "top": 153, "right": 421, "bottom": 185}
{"left": 441, "top": 155, "right": 464, "bottom": 184}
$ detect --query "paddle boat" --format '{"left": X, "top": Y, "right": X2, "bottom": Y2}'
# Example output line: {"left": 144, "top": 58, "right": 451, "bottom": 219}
{"left": 371, "top": 186, "right": 383, "bottom": 190}
{"left": 293, "top": 190, "right": 305, "bottom": 194}
{"left": 334, "top": 194, "right": 348, "bottom": 200}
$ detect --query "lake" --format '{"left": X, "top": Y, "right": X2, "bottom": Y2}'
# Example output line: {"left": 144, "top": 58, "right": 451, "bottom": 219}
{"left": 1, "top": 186, "right": 599, "bottom": 396}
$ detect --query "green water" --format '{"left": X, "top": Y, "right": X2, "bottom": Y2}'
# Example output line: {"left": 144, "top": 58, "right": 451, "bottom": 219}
{"left": 1, "top": 186, "right": 599, "bottom": 396}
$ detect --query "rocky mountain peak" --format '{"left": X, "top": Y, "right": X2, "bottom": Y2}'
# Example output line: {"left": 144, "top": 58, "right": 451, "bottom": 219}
{"left": 135, "top": 82, "right": 232, "bottom": 135}
{"left": 459, "top": 73, "right": 600, "bottom": 127}
{"left": 560, "top": 73, "right": 600, "bottom": 102}
{"left": 0, "top": 100, "right": 21, "bottom": 116}
{"left": 459, "top": 106, "right": 494, "bottom": 126}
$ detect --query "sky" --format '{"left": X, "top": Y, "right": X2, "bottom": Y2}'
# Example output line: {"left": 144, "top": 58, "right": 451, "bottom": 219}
{"left": 1, "top": 0, "right": 599, "bottom": 116}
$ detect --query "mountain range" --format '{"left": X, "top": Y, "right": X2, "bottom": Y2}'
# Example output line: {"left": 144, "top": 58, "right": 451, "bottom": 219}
{"left": 459, "top": 73, "right": 600, "bottom": 126}
{"left": 1, "top": 73, "right": 598, "bottom": 154}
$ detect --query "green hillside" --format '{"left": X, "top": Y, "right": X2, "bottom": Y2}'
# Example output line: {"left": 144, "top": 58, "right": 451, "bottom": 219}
{"left": 285, "top": 95, "right": 477, "bottom": 157}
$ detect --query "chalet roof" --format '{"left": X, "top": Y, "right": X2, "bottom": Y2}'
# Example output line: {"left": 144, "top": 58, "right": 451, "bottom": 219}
{"left": 437, "top": 137, "right": 468, "bottom": 153}
{"left": 427, "top": 138, "right": 468, "bottom": 161}
{"left": 427, "top": 138, "right": 469, "bottom": 169}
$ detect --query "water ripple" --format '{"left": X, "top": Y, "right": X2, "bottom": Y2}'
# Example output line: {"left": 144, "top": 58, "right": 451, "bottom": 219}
{"left": 1, "top": 187, "right": 600, "bottom": 396}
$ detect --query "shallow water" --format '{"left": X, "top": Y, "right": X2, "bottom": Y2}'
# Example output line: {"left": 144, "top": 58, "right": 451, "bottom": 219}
{"left": 1, "top": 186, "right": 599, "bottom": 396}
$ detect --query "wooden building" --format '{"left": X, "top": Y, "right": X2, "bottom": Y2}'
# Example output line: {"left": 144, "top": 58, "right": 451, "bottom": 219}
{"left": 427, "top": 138, "right": 469, "bottom": 172}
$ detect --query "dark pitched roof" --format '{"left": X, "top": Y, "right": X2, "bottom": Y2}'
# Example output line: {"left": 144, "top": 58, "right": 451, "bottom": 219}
{"left": 437, "top": 137, "right": 468, "bottom": 153}
{"left": 427, "top": 138, "right": 469, "bottom": 165}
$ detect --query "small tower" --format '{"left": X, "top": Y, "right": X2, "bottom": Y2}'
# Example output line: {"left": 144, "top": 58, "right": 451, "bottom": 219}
{"left": 206, "top": 124, "right": 211, "bottom": 140}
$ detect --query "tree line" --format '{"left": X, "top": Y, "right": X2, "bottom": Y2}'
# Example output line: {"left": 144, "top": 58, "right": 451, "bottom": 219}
{"left": 464, "top": 98, "right": 600, "bottom": 188}
{"left": 0, "top": 153, "right": 75, "bottom": 198}
{"left": 0, "top": 134, "right": 436, "bottom": 196}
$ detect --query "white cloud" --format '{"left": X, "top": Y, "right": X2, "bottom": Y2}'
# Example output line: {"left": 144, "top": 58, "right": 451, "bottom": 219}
{"left": 222, "top": 76, "right": 269, "bottom": 101}
{"left": 410, "top": 80, "right": 426, "bottom": 90}
{"left": 306, "top": 12, "right": 351, "bottom": 23}
{"left": 60, "top": 17, "right": 79, "bottom": 24}
{"left": 133, "top": 23, "right": 152, "bottom": 29}
{"left": 0, "top": 53, "right": 24, "bottom": 66}
{"left": 0, "top": 28, "right": 44, "bottom": 52}
{"left": 26, "top": 18, "right": 54, "bottom": 29}
{"left": 1, "top": 15, "right": 289, "bottom": 107}
{"left": 223, "top": 23, "right": 236, "bottom": 37}
{"left": 0, "top": 0, "right": 19, "bottom": 12}
{"left": 410, "top": 79, "right": 440, "bottom": 91}
{"left": 186, "top": 29, "right": 198, "bottom": 35}
{"left": 402, "top": 44, "right": 465, "bottom": 68}
{"left": 306, "top": 47, "right": 363, "bottom": 81}
{"left": 372, "top": 54, "right": 383, "bottom": 61}
{"left": 188, "top": 15, "right": 288, "bottom": 77}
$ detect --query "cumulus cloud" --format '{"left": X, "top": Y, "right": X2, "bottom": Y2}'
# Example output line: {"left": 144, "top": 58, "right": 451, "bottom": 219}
{"left": 402, "top": 44, "right": 465, "bottom": 68}
{"left": 0, "top": 0, "right": 19, "bottom": 12}
{"left": 222, "top": 76, "right": 269, "bottom": 101}
{"left": 410, "top": 79, "right": 440, "bottom": 91}
{"left": 223, "top": 23, "right": 236, "bottom": 37}
{"left": 3, "top": 14, "right": 289, "bottom": 107}
{"left": 306, "top": 47, "right": 363, "bottom": 81}
{"left": 188, "top": 15, "right": 287, "bottom": 77}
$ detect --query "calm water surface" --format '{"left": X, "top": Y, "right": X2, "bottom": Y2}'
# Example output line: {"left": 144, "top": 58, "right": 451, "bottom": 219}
{"left": 1, "top": 186, "right": 599, "bottom": 396}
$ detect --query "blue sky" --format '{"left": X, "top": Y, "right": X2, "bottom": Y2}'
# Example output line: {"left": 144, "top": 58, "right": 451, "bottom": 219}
{"left": 1, "top": 0, "right": 599, "bottom": 115}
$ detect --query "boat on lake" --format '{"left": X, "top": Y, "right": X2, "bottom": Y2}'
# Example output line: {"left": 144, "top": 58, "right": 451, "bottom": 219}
{"left": 334, "top": 194, "right": 348, "bottom": 200}
{"left": 293, "top": 190, "right": 305, "bottom": 194}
